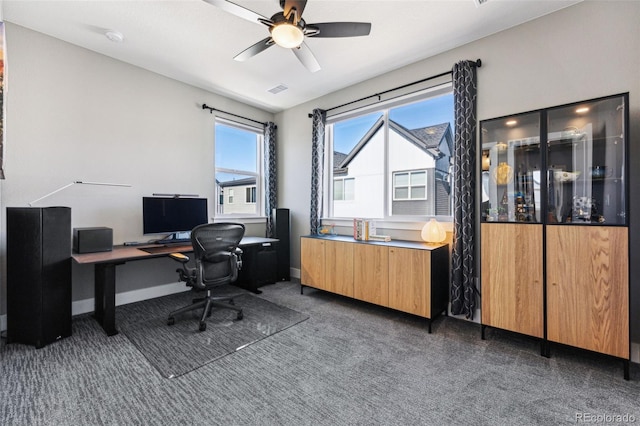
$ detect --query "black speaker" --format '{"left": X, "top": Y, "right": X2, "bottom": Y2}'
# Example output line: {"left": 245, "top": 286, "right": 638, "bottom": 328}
{"left": 273, "top": 208, "right": 290, "bottom": 281}
{"left": 73, "top": 227, "right": 113, "bottom": 253}
{"left": 7, "top": 207, "right": 72, "bottom": 348}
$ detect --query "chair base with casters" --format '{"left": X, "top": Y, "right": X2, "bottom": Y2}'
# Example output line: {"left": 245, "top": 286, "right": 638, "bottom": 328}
{"left": 165, "top": 223, "right": 246, "bottom": 332}
{"left": 167, "top": 289, "right": 243, "bottom": 332}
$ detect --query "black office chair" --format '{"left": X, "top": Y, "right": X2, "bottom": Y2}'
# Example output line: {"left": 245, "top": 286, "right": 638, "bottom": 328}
{"left": 167, "top": 222, "right": 245, "bottom": 331}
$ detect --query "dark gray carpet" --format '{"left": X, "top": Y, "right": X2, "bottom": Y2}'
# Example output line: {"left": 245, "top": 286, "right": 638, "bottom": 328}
{"left": 120, "top": 290, "right": 309, "bottom": 378}
{"left": 1, "top": 280, "right": 639, "bottom": 425}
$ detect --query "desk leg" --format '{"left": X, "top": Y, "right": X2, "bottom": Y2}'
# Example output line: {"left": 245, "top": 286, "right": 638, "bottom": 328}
{"left": 94, "top": 263, "right": 119, "bottom": 336}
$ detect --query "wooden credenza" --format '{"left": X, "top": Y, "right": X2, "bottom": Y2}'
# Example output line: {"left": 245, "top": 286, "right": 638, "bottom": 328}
{"left": 300, "top": 235, "right": 449, "bottom": 332}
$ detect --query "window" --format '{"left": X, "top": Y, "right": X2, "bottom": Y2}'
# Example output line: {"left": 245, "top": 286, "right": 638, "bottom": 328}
{"left": 393, "top": 170, "right": 427, "bottom": 200}
{"left": 333, "top": 177, "right": 354, "bottom": 201}
{"left": 326, "top": 85, "right": 454, "bottom": 220}
{"left": 214, "top": 119, "right": 263, "bottom": 216}
{"left": 246, "top": 186, "right": 256, "bottom": 203}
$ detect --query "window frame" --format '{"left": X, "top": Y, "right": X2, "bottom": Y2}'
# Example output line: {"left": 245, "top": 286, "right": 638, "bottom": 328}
{"left": 323, "top": 83, "right": 454, "bottom": 226}
{"left": 214, "top": 117, "right": 264, "bottom": 219}
{"left": 245, "top": 186, "right": 257, "bottom": 204}
{"left": 333, "top": 177, "right": 355, "bottom": 201}
{"left": 392, "top": 170, "right": 428, "bottom": 201}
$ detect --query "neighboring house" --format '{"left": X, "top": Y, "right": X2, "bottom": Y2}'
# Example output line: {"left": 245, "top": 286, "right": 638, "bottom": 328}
{"left": 333, "top": 117, "right": 453, "bottom": 218}
{"left": 216, "top": 177, "right": 257, "bottom": 215}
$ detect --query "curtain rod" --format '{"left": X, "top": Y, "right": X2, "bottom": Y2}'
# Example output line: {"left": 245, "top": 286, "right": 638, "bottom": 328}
{"left": 202, "top": 104, "right": 269, "bottom": 127}
{"left": 308, "top": 59, "right": 481, "bottom": 117}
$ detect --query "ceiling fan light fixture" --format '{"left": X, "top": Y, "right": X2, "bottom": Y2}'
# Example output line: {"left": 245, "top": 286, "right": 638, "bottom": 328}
{"left": 271, "top": 23, "right": 304, "bottom": 48}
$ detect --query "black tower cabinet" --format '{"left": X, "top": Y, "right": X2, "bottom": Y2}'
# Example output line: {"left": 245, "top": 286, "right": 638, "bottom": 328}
{"left": 236, "top": 240, "right": 278, "bottom": 293}
{"left": 7, "top": 207, "right": 72, "bottom": 348}
{"left": 273, "top": 208, "right": 290, "bottom": 281}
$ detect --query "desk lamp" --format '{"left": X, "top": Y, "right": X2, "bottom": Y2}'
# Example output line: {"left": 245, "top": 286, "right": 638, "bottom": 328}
{"left": 28, "top": 181, "right": 131, "bottom": 206}
{"left": 421, "top": 218, "right": 446, "bottom": 244}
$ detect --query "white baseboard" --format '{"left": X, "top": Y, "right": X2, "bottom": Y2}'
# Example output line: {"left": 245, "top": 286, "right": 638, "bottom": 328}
{"left": 290, "top": 267, "right": 300, "bottom": 280}
{"left": 631, "top": 342, "right": 640, "bottom": 364}
{"left": 0, "top": 282, "right": 188, "bottom": 333}
{"left": 72, "top": 281, "right": 188, "bottom": 317}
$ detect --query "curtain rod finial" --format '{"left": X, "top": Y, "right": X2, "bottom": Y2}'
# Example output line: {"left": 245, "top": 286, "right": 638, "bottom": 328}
{"left": 475, "top": 59, "right": 482, "bottom": 67}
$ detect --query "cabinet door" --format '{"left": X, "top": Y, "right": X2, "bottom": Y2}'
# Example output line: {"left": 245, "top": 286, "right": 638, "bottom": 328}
{"left": 353, "top": 244, "right": 388, "bottom": 306}
{"left": 546, "top": 94, "right": 627, "bottom": 225}
{"left": 547, "top": 226, "right": 629, "bottom": 358}
{"left": 480, "top": 111, "right": 542, "bottom": 224}
{"left": 481, "top": 223, "right": 543, "bottom": 338}
{"left": 300, "top": 238, "right": 325, "bottom": 290}
{"left": 325, "top": 241, "right": 354, "bottom": 297}
{"left": 388, "top": 247, "right": 430, "bottom": 317}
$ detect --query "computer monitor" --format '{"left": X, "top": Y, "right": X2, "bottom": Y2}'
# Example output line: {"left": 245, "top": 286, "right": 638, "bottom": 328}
{"left": 142, "top": 196, "right": 208, "bottom": 242}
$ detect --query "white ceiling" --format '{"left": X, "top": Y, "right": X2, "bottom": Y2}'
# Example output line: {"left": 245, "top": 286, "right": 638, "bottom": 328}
{"left": 1, "top": 0, "right": 581, "bottom": 113}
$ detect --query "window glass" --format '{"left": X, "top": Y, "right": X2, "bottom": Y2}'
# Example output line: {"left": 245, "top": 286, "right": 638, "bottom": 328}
{"left": 333, "top": 179, "right": 344, "bottom": 201}
{"left": 331, "top": 112, "right": 384, "bottom": 218}
{"left": 326, "top": 88, "right": 454, "bottom": 220}
{"left": 245, "top": 187, "right": 256, "bottom": 203}
{"left": 215, "top": 120, "right": 262, "bottom": 216}
{"left": 344, "top": 178, "right": 355, "bottom": 200}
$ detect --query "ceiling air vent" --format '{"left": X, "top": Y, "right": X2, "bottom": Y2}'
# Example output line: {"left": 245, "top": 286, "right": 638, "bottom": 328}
{"left": 268, "top": 84, "right": 288, "bottom": 94}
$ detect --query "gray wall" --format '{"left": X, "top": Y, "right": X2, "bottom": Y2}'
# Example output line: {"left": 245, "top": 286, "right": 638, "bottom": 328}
{"left": 275, "top": 1, "right": 640, "bottom": 341}
{"left": 0, "top": 23, "right": 272, "bottom": 312}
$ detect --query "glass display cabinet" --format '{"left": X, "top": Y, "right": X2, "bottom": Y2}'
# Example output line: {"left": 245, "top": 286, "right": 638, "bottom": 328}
{"left": 546, "top": 95, "right": 626, "bottom": 225}
{"left": 481, "top": 93, "right": 628, "bottom": 225}
{"left": 479, "top": 93, "right": 630, "bottom": 379}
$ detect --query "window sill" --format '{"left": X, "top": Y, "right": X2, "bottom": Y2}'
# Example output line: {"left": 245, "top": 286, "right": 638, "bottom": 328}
{"left": 212, "top": 216, "right": 267, "bottom": 224}
{"left": 322, "top": 217, "right": 453, "bottom": 232}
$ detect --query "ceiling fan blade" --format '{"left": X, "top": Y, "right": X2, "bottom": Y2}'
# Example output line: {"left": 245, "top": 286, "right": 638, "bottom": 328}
{"left": 280, "top": 0, "right": 307, "bottom": 19}
{"left": 234, "top": 37, "right": 275, "bottom": 61}
{"left": 292, "top": 42, "right": 321, "bottom": 73}
{"left": 203, "top": 0, "right": 267, "bottom": 24}
{"left": 306, "top": 22, "right": 372, "bottom": 38}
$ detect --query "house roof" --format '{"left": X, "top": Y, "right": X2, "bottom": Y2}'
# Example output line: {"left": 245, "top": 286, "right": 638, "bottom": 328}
{"left": 334, "top": 119, "right": 452, "bottom": 172}
{"left": 333, "top": 151, "right": 349, "bottom": 176}
{"left": 217, "top": 177, "right": 256, "bottom": 188}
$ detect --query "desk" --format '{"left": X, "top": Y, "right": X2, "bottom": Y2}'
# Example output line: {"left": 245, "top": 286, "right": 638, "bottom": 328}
{"left": 72, "top": 237, "right": 278, "bottom": 336}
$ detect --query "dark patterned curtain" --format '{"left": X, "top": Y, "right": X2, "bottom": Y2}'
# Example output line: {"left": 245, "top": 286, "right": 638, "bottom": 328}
{"left": 450, "top": 60, "right": 478, "bottom": 319}
{"left": 310, "top": 109, "right": 326, "bottom": 235}
{"left": 264, "top": 122, "right": 277, "bottom": 238}
{"left": 0, "top": 22, "right": 5, "bottom": 179}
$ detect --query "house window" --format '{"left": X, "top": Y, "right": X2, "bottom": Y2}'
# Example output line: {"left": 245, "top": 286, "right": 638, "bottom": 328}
{"left": 393, "top": 170, "right": 427, "bottom": 200}
{"left": 246, "top": 186, "right": 256, "bottom": 203}
{"left": 214, "top": 119, "right": 263, "bottom": 216}
{"left": 326, "top": 84, "right": 454, "bottom": 220}
{"left": 333, "top": 178, "right": 355, "bottom": 201}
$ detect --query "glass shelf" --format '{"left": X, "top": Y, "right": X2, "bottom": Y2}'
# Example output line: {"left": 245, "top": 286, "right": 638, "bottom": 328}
{"left": 481, "top": 112, "right": 541, "bottom": 223}
{"left": 480, "top": 93, "right": 627, "bottom": 226}
{"left": 546, "top": 95, "right": 626, "bottom": 225}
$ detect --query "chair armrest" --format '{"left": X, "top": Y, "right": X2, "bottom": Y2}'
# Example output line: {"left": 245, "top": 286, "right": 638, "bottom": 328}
{"left": 169, "top": 252, "right": 190, "bottom": 263}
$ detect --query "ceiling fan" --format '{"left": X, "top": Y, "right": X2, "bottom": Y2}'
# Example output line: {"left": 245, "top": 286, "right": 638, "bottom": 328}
{"left": 205, "top": 0, "right": 372, "bottom": 72}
